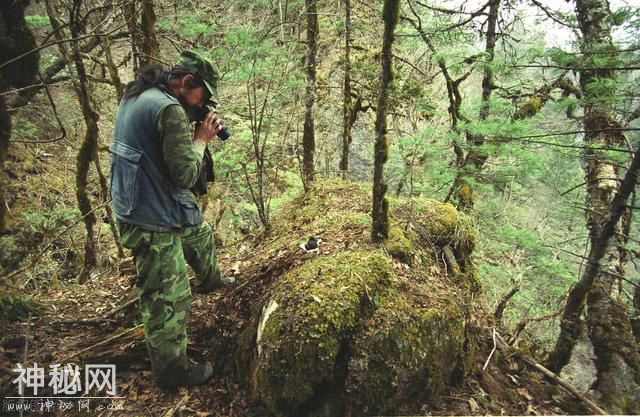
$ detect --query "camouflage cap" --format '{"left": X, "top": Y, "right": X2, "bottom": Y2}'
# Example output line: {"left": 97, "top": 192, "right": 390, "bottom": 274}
{"left": 175, "top": 50, "right": 220, "bottom": 99}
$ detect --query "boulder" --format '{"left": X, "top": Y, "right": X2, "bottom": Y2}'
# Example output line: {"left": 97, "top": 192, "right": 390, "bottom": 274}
{"left": 233, "top": 179, "right": 478, "bottom": 416}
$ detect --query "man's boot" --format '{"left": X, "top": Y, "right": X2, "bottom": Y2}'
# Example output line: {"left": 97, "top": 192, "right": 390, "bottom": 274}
{"left": 179, "top": 361, "right": 213, "bottom": 386}
{"left": 194, "top": 276, "right": 236, "bottom": 293}
{"left": 157, "top": 361, "right": 213, "bottom": 390}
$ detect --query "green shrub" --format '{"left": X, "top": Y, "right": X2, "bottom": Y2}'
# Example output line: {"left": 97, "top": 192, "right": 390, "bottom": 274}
{"left": 0, "top": 295, "right": 42, "bottom": 322}
{"left": 0, "top": 209, "right": 79, "bottom": 275}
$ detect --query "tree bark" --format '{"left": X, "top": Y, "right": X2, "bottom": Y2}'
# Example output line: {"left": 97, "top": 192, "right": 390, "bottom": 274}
{"left": 339, "top": 0, "right": 352, "bottom": 178}
{"left": 302, "top": 0, "right": 318, "bottom": 188}
{"left": 545, "top": 1, "right": 640, "bottom": 411}
{"left": 453, "top": 0, "right": 500, "bottom": 211}
{"left": 123, "top": 1, "right": 142, "bottom": 73}
{"left": 0, "top": 0, "right": 39, "bottom": 233}
{"left": 94, "top": 156, "right": 125, "bottom": 259}
{"left": 68, "top": 0, "right": 100, "bottom": 283}
{"left": 139, "top": 0, "right": 160, "bottom": 68}
{"left": 371, "top": 0, "right": 399, "bottom": 242}
{"left": 100, "top": 36, "right": 123, "bottom": 101}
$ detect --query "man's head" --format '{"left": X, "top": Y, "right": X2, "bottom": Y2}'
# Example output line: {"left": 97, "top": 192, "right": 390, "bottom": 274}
{"left": 123, "top": 51, "right": 220, "bottom": 103}
{"left": 169, "top": 51, "right": 220, "bottom": 112}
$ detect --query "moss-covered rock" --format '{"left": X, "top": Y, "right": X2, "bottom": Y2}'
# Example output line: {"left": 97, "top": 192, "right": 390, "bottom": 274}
{"left": 251, "top": 251, "right": 392, "bottom": 416}
{"left": 347, "top": 293, "right": 465, "bottom": 415}
{"left": 384, "top": 220, "right": 414, "bottom": 264}
{"left": 232, "top": 179, "right": 480, "bottom": 417}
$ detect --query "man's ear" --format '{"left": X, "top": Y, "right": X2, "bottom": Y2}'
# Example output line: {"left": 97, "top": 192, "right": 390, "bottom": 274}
{"left": 179, "top": 74, "right": 193, "bottom": 89}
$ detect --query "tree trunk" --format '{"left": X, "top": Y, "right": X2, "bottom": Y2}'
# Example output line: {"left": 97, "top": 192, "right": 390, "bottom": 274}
{"left": 0, "top": 94, "right": 9, "bottom": 234}
{"left": 100, "top": 36, "right": 123, "bottom": 101}
{"left": 545, "top": 0, "right": 640, "bottom": 411}
{"left": 632, "top": 283, "right": 640, "bottom": 342}
{"left": 0, "top": 0, "right": 39, "bottom": 233}
{"left": 339, "top": 0, "right": 352, "bottom": 178}
{"left": 302, "top": 0, "right": 318, "bottom": 188}
{"left": 69, "top": 0, "right": 100, "bottom": 283}
{"left": 94, "top": 157, "right": 125, "bottom": 259}
{"left": 123, "top": 1, "right": 142, "bottom": 73}
{"left": 371, "top": 0, "right": 399, "bottom": 242}
{"left": 452, "top": 0, "right": 500, "bottom": 211}
{"left": 139, "top": 0, "right": 160, "bottom": 68}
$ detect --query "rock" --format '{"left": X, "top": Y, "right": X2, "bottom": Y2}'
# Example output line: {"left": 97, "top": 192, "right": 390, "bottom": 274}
{"left": 232, "top": 179, "right": 478, "bottom": 417}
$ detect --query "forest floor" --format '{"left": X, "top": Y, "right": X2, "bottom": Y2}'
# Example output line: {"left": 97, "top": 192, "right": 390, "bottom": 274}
{"left": 1, "top": 242, "right": 585, "bottom": 417}
{"left": 0, "top": 142, "right": 589, "bottom": 417}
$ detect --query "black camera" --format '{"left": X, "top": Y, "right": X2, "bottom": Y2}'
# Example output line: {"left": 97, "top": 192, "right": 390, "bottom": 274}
{"left": 190, "top": 100, "right": 231, "bottom": 196}
{"left": 193, "top": 100, "right": 232, "bottom": 140}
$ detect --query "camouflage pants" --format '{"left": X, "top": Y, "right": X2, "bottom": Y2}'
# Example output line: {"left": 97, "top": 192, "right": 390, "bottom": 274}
{"left": 118, "top": 221, "right": 221, "bottom": 385}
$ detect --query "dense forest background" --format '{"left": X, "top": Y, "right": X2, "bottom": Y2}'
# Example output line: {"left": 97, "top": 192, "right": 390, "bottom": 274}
{"left": 0, "top": 0, "right": 639, "bottom": 415}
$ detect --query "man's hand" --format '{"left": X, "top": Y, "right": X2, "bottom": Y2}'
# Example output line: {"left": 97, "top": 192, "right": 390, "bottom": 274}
{"left": 194, "top": 110, "right": 223, "bottom": 145}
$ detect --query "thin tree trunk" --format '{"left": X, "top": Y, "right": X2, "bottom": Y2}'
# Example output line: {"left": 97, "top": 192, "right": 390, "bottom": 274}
{"left": 100, "top": 36, "right": 123, "bottom": 101}
{"left": 68, "top": 0, "right": 100, "bottom": 283}
{"left": 0, "top": 94, "right": 10, "bottom": 234}
{"left": 452, "top": 0, "right": 500, "bottom": 211}
{"left": 339, "top": 0, "right": 352, "bottom": 178}
{"left": 139, "top": 0, "right": 160, "bottom": 68}
{"left": 302, "top": 0, "right": 318, "bottom": 188}
{"left": 123, "top": 1, "right": 141, "bottom": 73}
{"left": 93, "top": 157, "right": 125, "bottom": 258}
{"left": 371, "top": 0, "right": 399, "bottom": 242}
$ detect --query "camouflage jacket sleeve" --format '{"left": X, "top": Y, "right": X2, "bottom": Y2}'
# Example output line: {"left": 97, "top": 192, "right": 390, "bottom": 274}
{"left": 158, "top": 104, "right": 207, "bottom": 189}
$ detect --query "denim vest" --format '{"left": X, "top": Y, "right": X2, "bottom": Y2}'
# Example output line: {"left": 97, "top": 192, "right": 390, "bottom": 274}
{"left": 109, "top": 87, "right": 203, "bottom": 231}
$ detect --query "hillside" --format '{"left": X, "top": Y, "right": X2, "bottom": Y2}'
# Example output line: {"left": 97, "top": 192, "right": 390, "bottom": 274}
{"left": 1, "top": 0, "right": 639, "bottom": 414}
{"left": 1, "top": 179, "right": 581, "bottom": 416}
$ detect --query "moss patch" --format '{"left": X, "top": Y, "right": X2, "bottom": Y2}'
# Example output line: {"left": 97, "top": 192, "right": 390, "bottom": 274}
{"left": 384, "top": 221, "right": 414, "bottom": 265}
{"left": 233, "top": 179, "right": 479, "bottom": 416}
{"left": 0, "top": 295, "right": 42, "bottom": 323}
{"left": 394, "top": 198, "right": 476, "bottom": 253}
{"left": 347, "top": 292, "right": 465, "bottom": 415}
{"left": 254, "top": 251, "right": 393, "bottom": 416}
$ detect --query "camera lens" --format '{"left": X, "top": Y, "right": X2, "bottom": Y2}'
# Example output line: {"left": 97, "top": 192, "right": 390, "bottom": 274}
{"left": 218, "top": 126, "right": 231, "bottom": 140}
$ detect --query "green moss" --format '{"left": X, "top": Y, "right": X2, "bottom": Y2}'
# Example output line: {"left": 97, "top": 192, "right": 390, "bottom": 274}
{"left": 503, "top": 388, "right": 519, "bottom": 404}
{"left": 384, "top": 221, "right": 414, "bottom": 264}
{"left": 347, "top": 291, "right": 465, "bottom": 415}
{"left": 458, "top": 182, "right": 473, "bottom": 207}
{"left": 284, "top": 179, "right": 365, "bottom": 227}
{"left": 393, "top": 198, "right": 476, "bottom": 254}
{"left": 236, "top": 179, "right": 481, "bottom": 416}
{"left": 461, "top": 263, "right": 482, "bottom": 293}
{"left": 255, "top": 251, "right": 393, "bottom": 415}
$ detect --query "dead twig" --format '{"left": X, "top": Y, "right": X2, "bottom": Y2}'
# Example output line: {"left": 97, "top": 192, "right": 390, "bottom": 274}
{"left": 162, "top": 393, "right": 190, "bottom": 417}
{"left": 57, "top": 324, "right": 143, "bottom": 364}
{"left": 50, "top": 318, "right": 117, "bottom": 326}
{"left": 104, "top": 297, "right": 137, "bottom": 319}
{"left": 494, "top": 284, "right": 520, "bottom": 323}
{"left": 509, "top": 309, "right": 561, "bottom": 344}
{"left": 482, "top": 327, "right": 497, "bottom": 370}
{"left": 493, "top": 331, "right": 608, "bottom": 415}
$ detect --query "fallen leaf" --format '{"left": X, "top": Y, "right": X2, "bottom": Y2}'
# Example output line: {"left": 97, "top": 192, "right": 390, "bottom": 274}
{"left": 518, "top": 388, "right": 534, "bottom": 401}
{"left": 469, "top": 397, "right": 479, "bottom": 413}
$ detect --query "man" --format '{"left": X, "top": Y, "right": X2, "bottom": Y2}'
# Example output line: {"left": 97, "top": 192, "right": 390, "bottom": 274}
{"left": 109, "top": 51, "right": 234, "bottom": 389}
